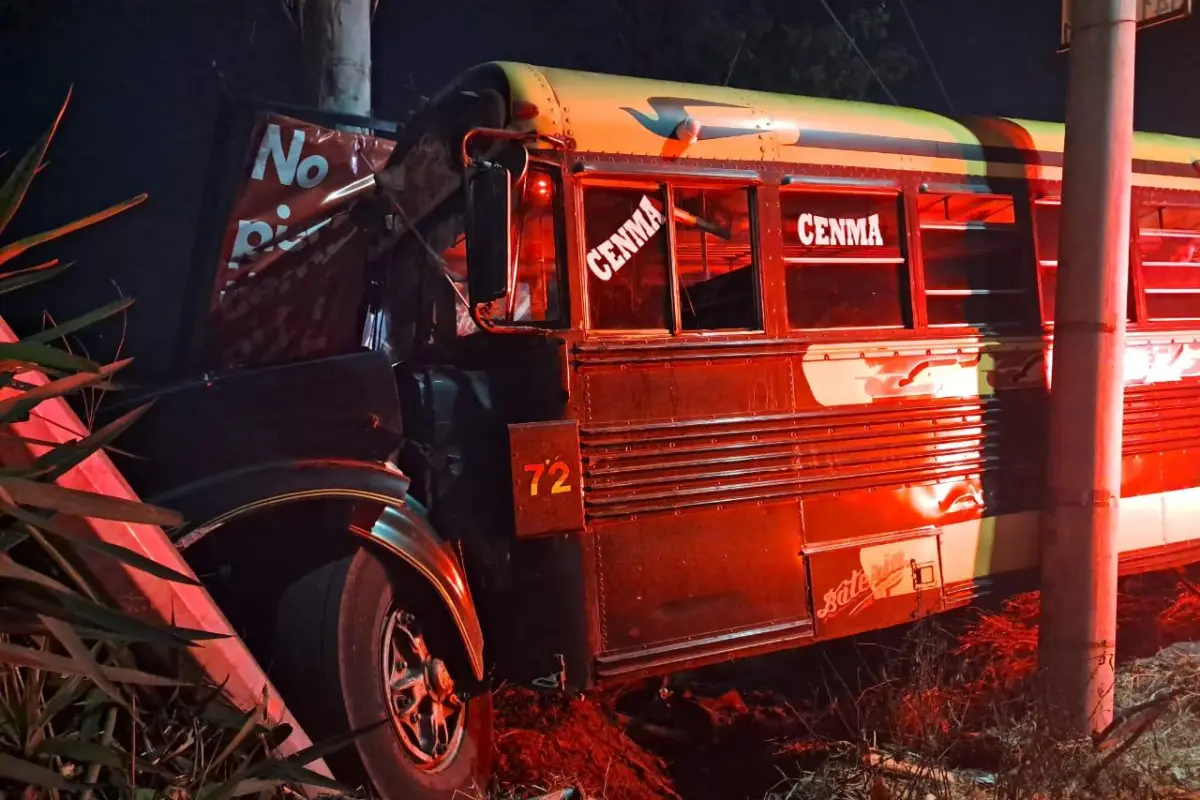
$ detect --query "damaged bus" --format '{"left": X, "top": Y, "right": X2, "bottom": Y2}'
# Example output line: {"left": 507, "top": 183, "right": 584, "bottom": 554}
{"left": 106, "top": 63, "right": 1200, "bottom": 798}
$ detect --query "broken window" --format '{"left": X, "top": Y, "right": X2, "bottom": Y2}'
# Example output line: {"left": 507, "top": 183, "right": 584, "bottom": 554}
{"left": 918, "top": 192, "right": 1031, "bottom": 328}
{"left": 673, "top": 186, "right": 760, "bottom": 331}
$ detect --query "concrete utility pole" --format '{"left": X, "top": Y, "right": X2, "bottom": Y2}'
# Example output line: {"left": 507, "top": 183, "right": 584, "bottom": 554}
{"left": 1038, "top": 0, "right": 1137, "bottom": 736}
{"left": 301, "top": 0, "right": 372, "bottom": 120}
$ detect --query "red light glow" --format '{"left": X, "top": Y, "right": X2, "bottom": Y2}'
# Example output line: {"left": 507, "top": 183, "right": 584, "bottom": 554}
{"left": 513, "top": 100, "right": 540, "bottom": 121}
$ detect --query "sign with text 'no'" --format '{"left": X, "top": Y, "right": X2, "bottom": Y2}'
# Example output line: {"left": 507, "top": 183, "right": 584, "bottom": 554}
{"left": 1060, "top": 0, "right": 1191, "bottom": 50}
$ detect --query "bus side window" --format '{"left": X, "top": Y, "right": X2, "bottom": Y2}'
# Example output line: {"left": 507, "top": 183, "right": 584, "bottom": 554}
{"left": 781, "top": 190, "right": 910, "bottom": 329}
{"left": 1138, "top": 204, "right": 1200, "bottom": 322}
{"left": 582, "top": 183, "right": 672, "bottom": 331}
{"left": 673, "top": 186, "right": 760, "bottom": 331}
{"left": 917, "top": 193, "right": 1031, "bottom": 328}
{"left": 1034, "top": 198, "right": 1135, "bottom": 324}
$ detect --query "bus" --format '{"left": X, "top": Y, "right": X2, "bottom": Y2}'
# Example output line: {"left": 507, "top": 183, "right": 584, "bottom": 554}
{"left": 118, "top": 63, "right": 1200, "bottom": 799}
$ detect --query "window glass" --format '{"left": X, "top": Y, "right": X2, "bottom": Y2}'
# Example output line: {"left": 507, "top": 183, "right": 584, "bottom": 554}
{"left": 1138, "top": 204, "right": 1200, "bottom": 321}
{"left": 781, "top": 190, "right": 909, "bottom": 329}
{"left": 1035, "top": 200, "right": 1135, "bottom": 323}
{"left": 583, "top": 184, "right": 671, "bottom": 330}
{"left": 918, "top": 193, "right": 1030, "bottom": 327}
{"left": 506, "top": 168, "right": 563, "bottom": 324}
{"left": 674, "top": 186, "right": 759, "bottom": 330}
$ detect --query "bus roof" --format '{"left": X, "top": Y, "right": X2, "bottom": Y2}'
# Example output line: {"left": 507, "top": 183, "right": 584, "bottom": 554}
{"left": 469, "top": 61, "right": 1200, "bottom": 191}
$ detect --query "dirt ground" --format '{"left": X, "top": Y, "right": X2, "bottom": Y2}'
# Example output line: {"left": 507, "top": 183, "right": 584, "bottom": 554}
{"left": 490, "top": 569, "right": 1200, "bottom": 800}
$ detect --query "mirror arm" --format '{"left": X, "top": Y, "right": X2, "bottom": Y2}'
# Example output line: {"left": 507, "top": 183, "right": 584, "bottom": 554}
{"left": 460, "top": 127, "right": 571, "bottom": 168}
{"left": 469, "top": 301, "right": 553, "bottom": 337}
{"left": 462, "top": 128, "right": 528, "bottom": 169}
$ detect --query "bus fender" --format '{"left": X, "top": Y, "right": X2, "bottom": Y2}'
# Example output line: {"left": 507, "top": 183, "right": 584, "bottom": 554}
{"left": 155, "top": 458, "right": 485, "bottom": 681}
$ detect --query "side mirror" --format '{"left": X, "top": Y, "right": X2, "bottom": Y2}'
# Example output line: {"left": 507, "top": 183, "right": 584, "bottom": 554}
{"left": 464, "top": 161, "right": 511, "bottom": 305}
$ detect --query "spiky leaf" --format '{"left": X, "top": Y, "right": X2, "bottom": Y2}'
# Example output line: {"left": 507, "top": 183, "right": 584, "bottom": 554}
{"left": 36, "top": 735, "right": 127, "bottom": 770}
{"left": 16, "top": 511, "right": 201, "bottom": 586}
{"left": 0, "top": 193, "right": 147, "bottom": 268}
{"left": 38, "top": 614, "right": 130, "bottom": 710}
{"left": 0, "top": 475, "right": 182, "bottom": 526}
{"left": 0, "top": 258, "right": 72, "bottom": 295}
{"left": 0, "top": 338, "right": 100, "bottom": 374}
{"left": 0, "top": 751, "right": 80, "bottom": 790}
{"left": 0, "top": 643, "right": 187, "bottom": 687}
{"left": 0, "top": 576, "right": 226, "bottom": 647}
{"left": 32, "top": 401, "right": 153, "bottom": 480}
{"left": 24, "top": 296, "right": 135, "bottom": 346}
{"left": 0, "top": 357, "right": 129, "bottom": 422}
{"left": 285, "top": 717, "right": 388, "bottom": 765}
{"left": 0, "top": 550, "right": 76, "bottom": 594}
{"left": 33, "top": 675, "right": 88, "bottom": 733}
{"left": 197, "top": 768, "right": 255, "bottom": 800}
{"left": 0, "top": 88, "right": 70, "bottom": 235}
{"left": 226, "top": 779, "right": 286, "bottom": 798}
{"left": 0, "top": 526, "right": 28, "bottom": 551}
{"left": 209, "top": 703, "right": 265, "bottom": 773}
{"left": 247, "top": 758, "right": 356, "bottom": 793}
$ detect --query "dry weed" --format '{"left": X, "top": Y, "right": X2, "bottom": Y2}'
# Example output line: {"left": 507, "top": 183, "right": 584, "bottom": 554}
{"left": 491, "top": 574, "right": 1200, "bottom": 799}
{"left": 772, "top": 577, "right": 1200, "bottom": 800}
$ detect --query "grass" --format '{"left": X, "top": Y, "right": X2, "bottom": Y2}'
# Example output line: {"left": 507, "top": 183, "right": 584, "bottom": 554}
{"left": 487, "top": 572, "right": 1200, "bottom": 800}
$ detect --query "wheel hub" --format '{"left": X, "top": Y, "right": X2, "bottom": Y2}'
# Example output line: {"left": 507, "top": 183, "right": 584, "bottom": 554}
{"left": 426, "top": 658, "right": 454, "bottom": 699}
{"left": 380, "top": 608, "right": 467, "bottom": 771}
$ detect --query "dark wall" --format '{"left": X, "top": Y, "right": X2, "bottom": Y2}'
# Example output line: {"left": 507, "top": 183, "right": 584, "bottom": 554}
{"left": 0, "top": 0, "right": 303, "bottom": 375}
{"left": 864, "top": 1, "right": 1200, "bottom": 136}
{"left": 1132, "top": 11, "right": 1200, "bottom": 137}
{"left": 1, "top": 0, "right": 1196, "bottom": 377}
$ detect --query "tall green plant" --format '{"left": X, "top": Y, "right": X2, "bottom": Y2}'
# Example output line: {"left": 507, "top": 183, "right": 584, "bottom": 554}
{"left": 0, "top": 92, "right": 359, "bottom": 799}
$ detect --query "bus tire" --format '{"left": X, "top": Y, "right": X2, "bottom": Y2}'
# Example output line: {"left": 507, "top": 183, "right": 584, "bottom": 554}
{"left": 271, "top": 546, "right": 493, "bottom": 800}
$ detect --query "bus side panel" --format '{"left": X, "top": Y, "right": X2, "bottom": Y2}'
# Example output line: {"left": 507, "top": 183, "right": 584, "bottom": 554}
{"left": 792, "top": 337, "right": 1051, "bottom": 625}
{"left": 1123, "top": 335, "right": 1200, "bottom": 554}
{"left": 805, "top": 531, "right": 942, "bottom": 640}
{"left": 578, "top": 353, "right": 794, "bottom": 427}
{"left": 575, "top": 344, "right": 814, "bottom": 662}
{"left": 593, "top": 500, "right": 808, "bottom": 652}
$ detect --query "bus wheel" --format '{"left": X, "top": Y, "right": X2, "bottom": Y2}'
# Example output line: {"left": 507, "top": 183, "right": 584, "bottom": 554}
{"left": 272, "top": 546, "right": 493, "bottom": 800}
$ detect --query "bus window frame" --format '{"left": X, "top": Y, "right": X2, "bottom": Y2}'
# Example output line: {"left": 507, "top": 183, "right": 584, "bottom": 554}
{"left": 671, "top": 179, "right": 765, "bottom": 335}
{"left": 574, "top": 165, "right": 768, "bottom": 339}
{"left": 769, "top": 173, "right": 1055, "bottom": 342}
{"left": 1027, "top": 189, "right": 1147, "bottom": 331}
{"left": 1131, "top": 189, "right": 1200, "bottom": 329}
{"left": 776, "top": 181, "right": 916, "bottom": 336}
{"left": 1030, "top": 193, "right": 1059, "bottom": 326}
{"left": 910, "top": 185, "right": 1039, "bottom": 336}
{"left": 1034, "top": 187, "right": 1161, "bottom": 332}
{"left": 566, "top": 165, "right": 1200, "bottom": 343}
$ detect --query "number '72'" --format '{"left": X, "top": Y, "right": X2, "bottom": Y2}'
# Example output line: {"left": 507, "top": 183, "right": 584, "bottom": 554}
{"left": 524, "top": 460, "right": 572, "bottom": 496}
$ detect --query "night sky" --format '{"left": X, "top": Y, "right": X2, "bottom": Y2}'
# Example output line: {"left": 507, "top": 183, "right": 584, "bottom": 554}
{"left": 1, "top": 0, "right": 1196, "bottom": 375}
